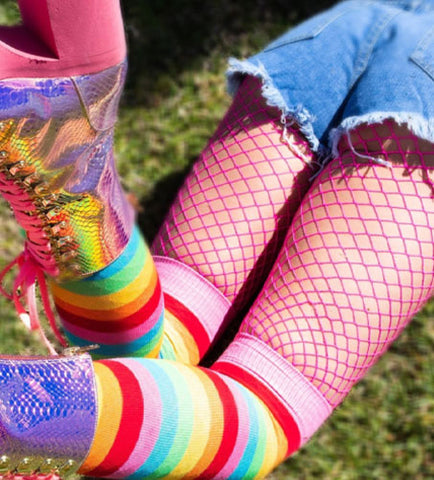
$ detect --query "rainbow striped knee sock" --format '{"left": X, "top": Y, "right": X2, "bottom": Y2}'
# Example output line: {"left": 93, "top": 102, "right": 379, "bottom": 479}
{"left": 52, "top": 226, "right": 165, "bottom": 358}
{"left": 52, "top": 225, "right": 221, "bottom": 363}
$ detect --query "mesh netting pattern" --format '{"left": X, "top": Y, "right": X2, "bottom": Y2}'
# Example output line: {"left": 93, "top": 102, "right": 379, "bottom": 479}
{"left": 152, "top": 76, "right": 317, "bottom": 306}
{"left": 241, "top": 120, "right": 434, "bottom": 406}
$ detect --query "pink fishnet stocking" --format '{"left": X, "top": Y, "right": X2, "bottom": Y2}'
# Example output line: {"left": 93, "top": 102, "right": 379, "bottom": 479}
{"left": 153, "top": 76, "right": 316, "bottom": 306}
{"left": 241, "top": 120, "right": 434, "bottom": 407}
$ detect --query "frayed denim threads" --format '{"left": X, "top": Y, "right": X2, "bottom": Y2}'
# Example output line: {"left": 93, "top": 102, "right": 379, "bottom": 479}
{"left": 227, "top": 0, "right": 434, "bottom": 158}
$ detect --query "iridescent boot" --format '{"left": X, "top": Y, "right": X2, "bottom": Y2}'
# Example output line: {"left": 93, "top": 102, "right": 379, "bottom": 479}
{"left": 0, "top": 352, "right": 97, "bottom": 479}
{"left": 0, "top": 0, "right": 134, "bottom": 347}
{"left": 0, "top": 60, "right": 133, "bottom": 278}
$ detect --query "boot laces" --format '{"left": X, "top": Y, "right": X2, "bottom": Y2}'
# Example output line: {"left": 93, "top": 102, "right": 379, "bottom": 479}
{"left": 0, "top": 246, "right": 68, "bottom": 355}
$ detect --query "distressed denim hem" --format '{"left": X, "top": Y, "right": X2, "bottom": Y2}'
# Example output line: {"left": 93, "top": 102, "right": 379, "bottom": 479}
{"left": 330, "top": 112, "right": 434, "bottom": 160}
{"left": 227, "top": 57, "right": 322, "bottom": 154}
{"left": 227, "top": 58, "right": 434, "bottom": 167}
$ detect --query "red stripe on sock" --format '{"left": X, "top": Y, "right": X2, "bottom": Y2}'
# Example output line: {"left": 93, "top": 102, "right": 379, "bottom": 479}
{"left": 212, "top": 361, "right": 300, "bottom": 456}
{"left": 164, "top": 293, "right": 210, "bottom": 358}
{"left": 197, "top": 368, "right": 239, "bottom": 479}
{"left": 86, "top": 360, "right": 144, "bottom": 477}
{"left": 55, "top": 281, "right": 162, "bottom": 333}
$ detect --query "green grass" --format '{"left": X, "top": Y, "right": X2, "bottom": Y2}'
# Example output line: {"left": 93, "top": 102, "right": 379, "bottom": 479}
{"left": 0, "top": 1, "right": 432, "bottom": 479}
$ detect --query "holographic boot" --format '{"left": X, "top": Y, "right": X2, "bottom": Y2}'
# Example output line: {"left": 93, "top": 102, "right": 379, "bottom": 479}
{"left": 0, "top": 0, "right": 133, "bottom": 279}
{"left": 0, "top": 0, "right": 134, "bottom": 345}
{"left": 0, "top": 60, "right": 133, "bottom": 277}
{"left": 0, "top": 351, "right": 97, "bottom": 479}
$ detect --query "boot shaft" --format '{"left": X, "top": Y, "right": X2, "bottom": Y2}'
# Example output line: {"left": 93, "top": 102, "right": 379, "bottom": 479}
{"left": 0, "top": 61, "right": 134, "bottom": 278}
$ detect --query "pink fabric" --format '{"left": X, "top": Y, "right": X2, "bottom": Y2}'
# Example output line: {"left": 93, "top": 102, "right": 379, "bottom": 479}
{"left": 239, "top": 121, "right": 434, "bottom": 407}
{"left": 215, "top": 333, "right": 332, "bottom": 445}
{"left": 110, "top": 359, "right": 163, "bottom": 477}
{"left": 60, "top": 296, "right": 164, "bottom": 345}
{"left": 154, "top": 256, "right": 231, "bottom": 343}
{"left": 152, "top": 76, "right": 315, "bottom": 310}
{"left": 0, "top": 0, "right": 126, "bottom": 79}
{"left": 217, "top": 375, "right": 252, "bottom": 477}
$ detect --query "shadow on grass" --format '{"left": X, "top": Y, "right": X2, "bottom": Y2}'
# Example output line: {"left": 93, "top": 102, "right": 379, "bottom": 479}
{"left": 138, "top": 168, "right": 191, "bottom": 243}
{"left": 122, "top": 0, "right": 335, "bottom": 104}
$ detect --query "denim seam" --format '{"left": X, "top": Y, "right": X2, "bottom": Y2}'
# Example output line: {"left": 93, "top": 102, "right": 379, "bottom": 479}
{"left": 410, "top": 26, "right": 434, "bottom": 80}
{"left": 349, "top": 10, "right": 401, "bottom": 90}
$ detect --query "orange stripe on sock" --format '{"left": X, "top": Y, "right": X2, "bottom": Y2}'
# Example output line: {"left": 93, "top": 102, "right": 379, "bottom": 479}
{"left": 55, "top": 280, "right": 163, "bottom": 332}
{"left": 51, "top": 251, "right": 156, "bottom": 309}
{"left": 54, "top": 266, "right": 159, "bottom": 321}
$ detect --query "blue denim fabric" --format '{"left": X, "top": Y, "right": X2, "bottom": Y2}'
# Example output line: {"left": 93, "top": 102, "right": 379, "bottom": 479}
{"left": 227, "top": 0, "right": 434, "bottom": 154}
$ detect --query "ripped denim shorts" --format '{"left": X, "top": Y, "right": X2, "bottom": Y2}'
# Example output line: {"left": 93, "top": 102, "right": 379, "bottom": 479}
{"left": 227, "top": 0, "right": 434, "bottom": 156}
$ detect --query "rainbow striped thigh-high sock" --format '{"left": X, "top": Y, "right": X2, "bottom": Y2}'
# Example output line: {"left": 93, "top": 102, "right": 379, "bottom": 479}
{"left": 79, "top": 357, "right": 292, "bottom": 479}
{"left": 0, "top": 353, "right": 293, "bottom": 479}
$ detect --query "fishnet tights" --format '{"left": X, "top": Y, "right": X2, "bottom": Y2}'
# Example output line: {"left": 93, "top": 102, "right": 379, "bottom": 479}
{"left": 241, "top": 120, "right": 434, "bottom": 407}
{"left": 153, "top": 76, "right": 316, "bottom": 305}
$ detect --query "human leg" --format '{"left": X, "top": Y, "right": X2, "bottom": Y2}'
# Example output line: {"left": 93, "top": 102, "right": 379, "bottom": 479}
{"left": 80, "top": 357, "right": 290, "bottom": 478}
{"left": 215, "top": 121, "right": 433, "bottom": 444}
{"left": 1, "top": 2, "right": 432, "bottom": 476}
{"left": 2, "top": 122, "right": 431, "bottom": 479}
{"left": 0, "top": 352, "right": 291, "bottom": 479}
{"left": 151, "top": 75, "right": 316, "bottom": 362}
{"left": 51, "top": 73, "right": 316, "bottom": 362}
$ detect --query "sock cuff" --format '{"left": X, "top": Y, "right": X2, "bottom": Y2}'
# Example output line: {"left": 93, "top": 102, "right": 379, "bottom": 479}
{"left": 153, "top": 256, "right": 231, "bottom": 344}
{"left": 213, "top": 332, "right": 333, "bottom": 446}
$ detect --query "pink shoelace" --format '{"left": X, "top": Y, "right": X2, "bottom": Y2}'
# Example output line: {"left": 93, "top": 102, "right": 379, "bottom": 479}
{"left": 0, "top": 247, "right": 67, "bottom": 355}
{"left": 0, "top": 156, "right": 69, "bottom": 354}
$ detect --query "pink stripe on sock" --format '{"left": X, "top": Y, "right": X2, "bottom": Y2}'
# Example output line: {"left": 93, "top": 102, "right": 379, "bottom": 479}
{"left": 215, "top": 333, "right": 333, "bottom": 445}
{"left": 60, "top": 296, "right": 164, "bottom": 344}
{"left": 217, "top": 376, "right": 251, "bottom": 478}
{"left": 110, "top": 358, "right": 162, "bottom": 476}
{"left": 154, "top": 256, "right": 231, "bottom": 343}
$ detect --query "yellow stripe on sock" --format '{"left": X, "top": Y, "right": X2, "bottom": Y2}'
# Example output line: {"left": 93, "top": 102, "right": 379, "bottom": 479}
{"left": 163, "top": 310, "right": 200, "bottom": 365}
{"left": 79, "top": 362, "right": 124, "bottom": 474}
{"left": 183, "top": 368, "right": 225, "bottom": 478}
{"left": 51, "top": 250, "right": 156, "bottom": 310}
{"left": 53, "top": 266, "right": 159, "bottom": 321}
